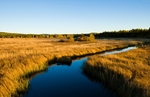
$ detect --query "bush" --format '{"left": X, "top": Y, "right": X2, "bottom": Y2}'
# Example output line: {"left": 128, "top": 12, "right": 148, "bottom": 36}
{"left": 89, "top": 34, "right": 95, "bottom": 42}
{"left": 68, "top": 36, "right": 74, "bottom": 42}
{"left": 76, "top": 34, "right": 95, "bottom": 42}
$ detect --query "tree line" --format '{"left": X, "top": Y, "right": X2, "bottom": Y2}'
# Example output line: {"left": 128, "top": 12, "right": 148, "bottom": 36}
{"left": 0, "top": 28, "right": 150, "bottom": 38}
{"left": 95, "top": 28, "right": 150, "bottom": 38}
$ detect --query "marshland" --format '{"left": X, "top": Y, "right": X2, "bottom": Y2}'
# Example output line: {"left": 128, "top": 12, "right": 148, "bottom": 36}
{"left": 0, "top": 32, "right": 150, "bottom": 97}
{"left": 83, "top": 45, "right": 150, "bottom": 97}
{"left": 1, "top": 0, "right": 150, "bottom": 96}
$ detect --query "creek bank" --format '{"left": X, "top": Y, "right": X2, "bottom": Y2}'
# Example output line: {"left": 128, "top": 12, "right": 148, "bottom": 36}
{"left": 22, "top": 46, "right": 141, "bottom": 97}
{"left": 83, "top": 44, "right": 150, "bottom": 97}
{"left": 47, "top": 44, "right": 142, "bottom": 65}
{"left": 2, "top": 41, "right": 143, "bottom": 97}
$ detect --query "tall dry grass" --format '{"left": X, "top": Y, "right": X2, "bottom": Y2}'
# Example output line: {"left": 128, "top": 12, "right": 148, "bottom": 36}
{"left": 83, "top": 44, "right": 150, "bottom": 97}
{"left": 0, "top": 38, "right": 141, "bottom": 97}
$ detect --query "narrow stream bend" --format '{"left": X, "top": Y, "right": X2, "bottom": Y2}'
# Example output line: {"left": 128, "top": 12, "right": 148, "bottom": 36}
{"left": 23, "top": 46, "right": 137, "bottom": 97}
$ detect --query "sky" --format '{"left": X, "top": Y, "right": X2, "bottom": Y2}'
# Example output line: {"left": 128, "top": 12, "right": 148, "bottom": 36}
{"left": 0, "top": 0, "right": 150, "bottom": 34}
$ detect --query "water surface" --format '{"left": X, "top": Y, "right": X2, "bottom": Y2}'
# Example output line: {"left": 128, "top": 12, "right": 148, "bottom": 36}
{"left": 24, "top": 46, "right": 136, "bottom": 97}
{"left": 101, "top": 46, "right": 136, "bottom": 55}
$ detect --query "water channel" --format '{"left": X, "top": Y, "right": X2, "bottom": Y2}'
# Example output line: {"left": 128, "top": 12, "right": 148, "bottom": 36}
{"left": 24, "top": 46, "right": 136, "bottom": 97}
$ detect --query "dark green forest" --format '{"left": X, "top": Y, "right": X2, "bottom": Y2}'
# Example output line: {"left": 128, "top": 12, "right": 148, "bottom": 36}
{"left": 95, "top": 28, "right": 150, "bottom": 38}
{"left": 0, "top": 28, "right": 150, "bottom": 38}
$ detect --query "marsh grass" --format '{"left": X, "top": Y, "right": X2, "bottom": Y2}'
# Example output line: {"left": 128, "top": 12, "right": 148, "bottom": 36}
{"left": 83, "top": 45, "right": 150, "bottom": 97}
{"left": 0, "top": 38, "right": 142, "bottom": 97}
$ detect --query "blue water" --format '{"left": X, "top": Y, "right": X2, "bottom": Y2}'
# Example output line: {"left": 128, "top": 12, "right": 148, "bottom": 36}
{"left": 24, "top": 46, "right": 136, "bottom": 97}
{"left": 24, "top": 58, "right": 115, "bottom": 97}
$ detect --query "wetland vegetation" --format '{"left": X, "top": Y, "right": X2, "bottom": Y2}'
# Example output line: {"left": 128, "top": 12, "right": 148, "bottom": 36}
{"left": 0, "top": 28, "right": 150, "bottom": 97}
{"left": 83, "top": 44, "right": 150, "bottom": 97}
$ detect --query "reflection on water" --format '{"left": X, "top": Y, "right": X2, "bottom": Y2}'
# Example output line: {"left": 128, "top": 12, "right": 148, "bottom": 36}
{"left": 56, "top": 56, "right": 72, "bottom": 66}
{"left": 101, "top": 46, "right": 136, "bottom": 56}
{"left": 56, "top": 62, "right": 72, "bottom": 66}
{"left": 24, "top": 46, "right": 136, "bottom": 97}
{"left": 24, "top": 58, "right": 115, "bottom": 97}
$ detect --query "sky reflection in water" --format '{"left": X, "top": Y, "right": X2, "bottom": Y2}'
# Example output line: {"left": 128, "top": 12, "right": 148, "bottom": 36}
{"left": 24, "top": 58, "right": 115, "bottom": 97}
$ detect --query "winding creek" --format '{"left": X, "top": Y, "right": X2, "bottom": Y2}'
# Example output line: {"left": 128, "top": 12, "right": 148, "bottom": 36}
{"left": 24, "top": 46, "right": 137, "bottom": 97}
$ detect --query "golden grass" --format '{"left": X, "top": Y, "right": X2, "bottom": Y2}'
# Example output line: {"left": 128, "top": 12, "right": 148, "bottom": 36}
{"left": 83, "top": 44, "right": 150, "bottom": 97}
{"left": 0, "top": 38, "right": 142, "bottom": 97}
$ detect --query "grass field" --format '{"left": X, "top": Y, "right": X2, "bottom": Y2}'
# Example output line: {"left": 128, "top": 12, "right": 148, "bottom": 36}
{"left": 83, "top": 43, "right": 150, "bottom": 97}
{"left": 0, "top": 38, "right": 143, "bottom": 97}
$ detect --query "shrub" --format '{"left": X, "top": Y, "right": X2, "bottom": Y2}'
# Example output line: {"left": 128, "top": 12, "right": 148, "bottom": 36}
{"left": 89, "top": 34, "right": 95, "bottom": 42}
{"left": 68, "top": 36, "right": 74, "bottom": 42}
{"left": 76, "top": 34, "right": 95, "bottom": 42}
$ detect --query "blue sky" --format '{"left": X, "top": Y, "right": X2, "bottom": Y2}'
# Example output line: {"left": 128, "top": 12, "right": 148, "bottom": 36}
{"left": 0, "top": 0, "right": 150, "bottom": 34}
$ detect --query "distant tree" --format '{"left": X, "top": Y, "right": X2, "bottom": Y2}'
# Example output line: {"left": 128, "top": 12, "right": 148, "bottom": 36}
{"left": 89, "top": 34, "right": 95, "bottom": 42}
{"left": 55, "top": 34, "right": 64, "bottom": 39}
{"left": 67, "top": 34, "right": 74, "bottom": 39}
{"left": 50, "top": 35, "right": 54, "bottom": 38}
{"left": 68, "top": 36, "right": 74, "bottom": 42}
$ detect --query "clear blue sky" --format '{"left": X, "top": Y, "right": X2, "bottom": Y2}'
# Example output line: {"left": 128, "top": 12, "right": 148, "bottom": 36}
{"left": 0, "top": 0, "right": 150, "bottom": 34}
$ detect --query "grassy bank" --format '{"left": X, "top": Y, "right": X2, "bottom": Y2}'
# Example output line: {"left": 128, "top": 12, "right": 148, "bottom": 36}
{"left": 0, "top": 38, "right": 142, "bottom": 97}
{"left": 83, "top": 44, "right": 150, "bottom": 97}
